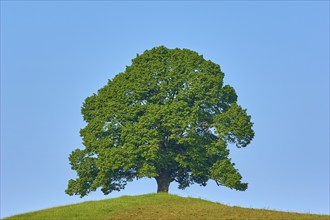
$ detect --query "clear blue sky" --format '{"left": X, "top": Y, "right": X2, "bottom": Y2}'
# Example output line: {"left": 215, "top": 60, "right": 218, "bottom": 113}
{"left": 1, "top": 1, "right": 329, "bottom": 218}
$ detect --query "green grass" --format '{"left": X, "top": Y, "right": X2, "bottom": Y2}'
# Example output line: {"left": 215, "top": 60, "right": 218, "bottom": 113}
{"left": 3, "top": 193, "right": 329, "bottom": 220}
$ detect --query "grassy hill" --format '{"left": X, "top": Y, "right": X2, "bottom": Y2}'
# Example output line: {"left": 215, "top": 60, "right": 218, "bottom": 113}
{"left": 3, "top": 193, "right": 329, "bottom": 220}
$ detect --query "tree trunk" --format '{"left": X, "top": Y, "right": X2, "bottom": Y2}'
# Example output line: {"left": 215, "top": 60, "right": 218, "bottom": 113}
{"left": 155, "top": 172, "right": 171, "bottom": 193}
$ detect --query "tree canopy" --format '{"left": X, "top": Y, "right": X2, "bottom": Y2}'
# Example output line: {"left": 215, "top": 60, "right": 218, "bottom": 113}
{"left": 66, "top": 46, "right": 254, "bottom": 197}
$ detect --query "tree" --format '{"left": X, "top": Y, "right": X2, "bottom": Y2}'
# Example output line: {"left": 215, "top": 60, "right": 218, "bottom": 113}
{"left": 66, "top": 46, "right": 254, "bottom": 197}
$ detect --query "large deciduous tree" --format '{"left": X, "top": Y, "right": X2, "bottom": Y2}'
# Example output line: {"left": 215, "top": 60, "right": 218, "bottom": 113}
{"left": 66, "top": 46, "right": 254, "bottom": 197}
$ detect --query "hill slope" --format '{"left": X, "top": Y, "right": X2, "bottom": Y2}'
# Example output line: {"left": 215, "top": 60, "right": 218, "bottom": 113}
{"left": 4, "top": 193, "right": 329, "bottom": 220}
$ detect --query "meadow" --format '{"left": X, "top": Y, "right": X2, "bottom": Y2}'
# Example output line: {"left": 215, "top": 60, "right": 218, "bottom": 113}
{"left": 3, "top": 193, "right": 329, "bottom": 220}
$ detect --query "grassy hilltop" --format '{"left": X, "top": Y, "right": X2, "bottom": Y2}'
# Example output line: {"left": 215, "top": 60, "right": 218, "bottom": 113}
{"left": 4, "top": 193, "right": 329, "bottom": 220}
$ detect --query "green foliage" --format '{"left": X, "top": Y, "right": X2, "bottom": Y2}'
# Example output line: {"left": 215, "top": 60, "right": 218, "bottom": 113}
{"left": 66, "top": 46, "right": 255, "bottom": 197}
{"left": 5, "top": 194, "right": 329, "bottom": 220}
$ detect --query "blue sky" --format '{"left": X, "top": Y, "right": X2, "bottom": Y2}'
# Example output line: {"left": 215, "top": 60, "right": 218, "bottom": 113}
{"left": 1, "top": 1, "right": 329, "bottom": 218}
